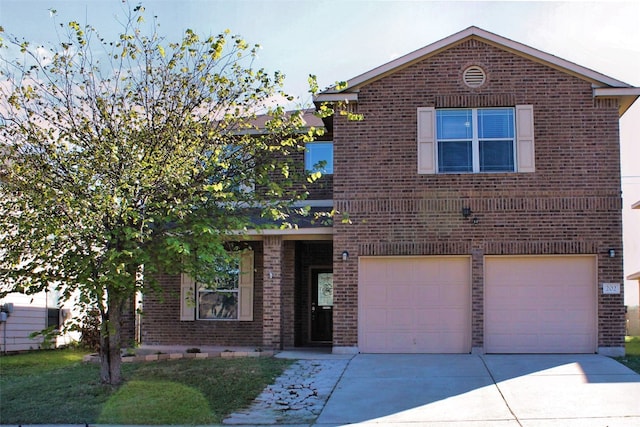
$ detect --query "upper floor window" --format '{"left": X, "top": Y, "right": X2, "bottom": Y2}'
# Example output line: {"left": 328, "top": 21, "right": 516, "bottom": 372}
{"left": 206, "top": 145, "right": 255, "bottom": 193}
{"left": 437, "top": 108, "right": 514, "bottom": 173}
{"left": 417, "top": 105, "right": 535, "bottom": 174}
{"left": 305, "top": 142, "right": 333, "bottom": 175}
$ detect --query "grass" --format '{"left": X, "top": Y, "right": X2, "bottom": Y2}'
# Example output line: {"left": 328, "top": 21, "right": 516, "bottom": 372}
{"left": 616, "top": 336, "right": 640, "bottom": 374}
{"left": 0, "top": 348, "right": 292, "bottom": 425}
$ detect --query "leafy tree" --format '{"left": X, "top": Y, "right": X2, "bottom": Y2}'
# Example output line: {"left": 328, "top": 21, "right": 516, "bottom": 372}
{"left": 0, "top": 6, "right": 324, "bottom": 384}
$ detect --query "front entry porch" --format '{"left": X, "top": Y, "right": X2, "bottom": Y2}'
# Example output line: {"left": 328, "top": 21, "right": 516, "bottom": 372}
{"left": 262, "top": 237, "right": 333, "bottom": 349}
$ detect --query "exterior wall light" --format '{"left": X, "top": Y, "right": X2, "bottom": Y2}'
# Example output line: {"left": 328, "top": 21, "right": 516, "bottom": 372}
{"left": 462, "top": 207, "right": 472, "bottom": 219}
{"left": 608, "top": 248, "right": 615, "bottom": 258}
{"left": 342, "top": 251, "right": 349, "bottom": 261}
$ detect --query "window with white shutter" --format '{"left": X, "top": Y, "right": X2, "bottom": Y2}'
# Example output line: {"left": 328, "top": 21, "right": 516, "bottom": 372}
{"left": 179, "top": 250, "right": 254, "bottom": 321}
{"left": 417, "top": 105, "right": 535, "bottom": 174}
{"left": 180, "top": 274, "right": 196, "bottom": 321}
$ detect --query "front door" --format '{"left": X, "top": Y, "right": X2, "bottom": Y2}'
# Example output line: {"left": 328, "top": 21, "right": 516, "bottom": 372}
{"left": 310, "top": 268, "right": 333, "bottom": 343}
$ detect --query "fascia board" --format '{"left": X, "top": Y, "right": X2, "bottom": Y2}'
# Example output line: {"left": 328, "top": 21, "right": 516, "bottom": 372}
{"left": 234, "top": 228, "right": 334, "bottom": 240}
{"left": 314, "top": 92, "right": 359, "bottom": 103}
{"left": 594, "top": 88, "right": 640, "bottom": 97}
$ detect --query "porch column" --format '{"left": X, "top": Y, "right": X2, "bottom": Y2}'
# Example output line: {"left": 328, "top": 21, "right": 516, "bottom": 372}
{"left": 262, "top": 235, "right": 284, "bottom": 349}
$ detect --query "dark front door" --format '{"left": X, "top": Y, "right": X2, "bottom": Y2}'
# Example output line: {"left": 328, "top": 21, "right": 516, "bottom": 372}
{"left": 310, "top": 268, "right": 333, "bottom": 343}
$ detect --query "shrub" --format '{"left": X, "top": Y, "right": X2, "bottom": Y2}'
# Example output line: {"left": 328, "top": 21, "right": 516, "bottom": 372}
{"left": 78, "top": 308, "right": 102, "bottom": 352}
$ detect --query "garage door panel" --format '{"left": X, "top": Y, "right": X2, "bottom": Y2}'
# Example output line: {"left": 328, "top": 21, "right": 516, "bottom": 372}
{"left": 388, "top": 333, "right": 415, "bottom": 352}
{"left": 388, "top": 310, "right": 413, "bottom": 329}
{"left": 364, "top": 262, "right": 392, "bottom": 282}
{"left": 362, "top": 285, "right": 387, "bottom": 305}
{"left": 414, "top": 285, "right": 441, "bottom": 301}
{"left": 539, "top": 286, "right": 565, "bottom": 300}
{"left": 440, "top": 284, "right": 467, "bottom": 301}
{"left": 415, "top": 333, "right": 469, "bottom": 353}
{"left": 488, "top": 308, "right": 538, "bottom": 325}
{"left": 389, "top": 284, "right": 416, "bottom": 305}
{"left": 362, "top": 308, "right": 388, "bottom": 329}
{"left": 487, "top": 333, "right": 540, "bottom": 352}
{"left": 540, "top": 309, "right": 570, "bottom": 324}
{"left": 363, "top": 333, "right": 390, "bottom": 352}
{"left": 414, "top": 308, "right": 467, "bottom": 332}
{"left": 359, "top": 257, "right": 471, "bottom": 353}
{"left": 485, "top": 256, "right": 596, "bottom": 354}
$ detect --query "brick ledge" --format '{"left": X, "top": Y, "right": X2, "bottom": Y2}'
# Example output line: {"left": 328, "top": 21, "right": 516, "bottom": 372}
{"left": 82, "top": 349, "right": 275, "bottom": 363}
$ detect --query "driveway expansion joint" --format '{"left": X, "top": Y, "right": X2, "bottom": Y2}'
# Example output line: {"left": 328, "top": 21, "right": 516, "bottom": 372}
{"left": 479, "top": 355, "right": 523, "bottom": 427}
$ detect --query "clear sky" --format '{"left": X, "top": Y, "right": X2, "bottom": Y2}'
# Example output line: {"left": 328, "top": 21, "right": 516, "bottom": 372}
{"left": 2, "top": 0, "right": 639, "bottom": 304}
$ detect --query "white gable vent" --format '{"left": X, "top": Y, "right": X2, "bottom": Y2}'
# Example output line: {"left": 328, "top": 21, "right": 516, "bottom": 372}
{"left": 463, "top": 66, "right": 486, "bottom": 88}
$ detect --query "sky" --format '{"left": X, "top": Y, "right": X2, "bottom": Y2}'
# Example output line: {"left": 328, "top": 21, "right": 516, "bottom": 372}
{"left": 1, "top": 0, "right": 639, "bottom": 305}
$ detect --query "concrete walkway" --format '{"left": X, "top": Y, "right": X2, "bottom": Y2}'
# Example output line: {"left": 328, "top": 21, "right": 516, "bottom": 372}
{"left": 224, "top": 351, "right": 351, "bottom": 425}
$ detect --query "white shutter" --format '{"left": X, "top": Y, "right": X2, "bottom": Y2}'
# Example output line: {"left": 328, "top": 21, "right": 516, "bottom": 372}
{"left": 516, "top": 105, "right": 535, "bottom": 173}
{"left": 180, "top": 274, "right": 195, "bottom": 321}
{"left": 417, "top": 107, "right": 436, "bottom": 174}
{"left": 238, "top": 250, "right": 254, "bottom": 321}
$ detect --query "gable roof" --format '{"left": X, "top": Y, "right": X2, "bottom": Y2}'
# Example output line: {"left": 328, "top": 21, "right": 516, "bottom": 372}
{"left": 316, "top": 26, "right": 640, "bottom": 116}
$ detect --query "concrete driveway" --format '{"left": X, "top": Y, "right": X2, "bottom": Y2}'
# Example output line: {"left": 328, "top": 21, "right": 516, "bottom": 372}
{"left": 315, "top": 354, "right": 640, "bottom": 427}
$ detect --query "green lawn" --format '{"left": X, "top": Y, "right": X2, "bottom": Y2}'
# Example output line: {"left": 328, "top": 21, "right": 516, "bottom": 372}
{"left": 0, "top": 348, "right": 292, "bottom": 425}
{"left": 616, "top": 336, "right": 640, "bottom": 374}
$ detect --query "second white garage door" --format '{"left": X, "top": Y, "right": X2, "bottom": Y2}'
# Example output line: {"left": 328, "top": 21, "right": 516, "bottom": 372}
{"left": 359, "top": 256, "right": 471, "bottom": 353}
{"left": 485, "top": 255, "right": 597, "bottom": 353}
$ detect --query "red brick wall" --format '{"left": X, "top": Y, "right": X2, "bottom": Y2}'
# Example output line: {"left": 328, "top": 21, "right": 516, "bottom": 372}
{"left": 140, "top": 242, "right": 264, "bottom": 347}
{"left": 261, "top": 139, "right": 334, "bottom": 201}
{"left": 262, "top": 236, "right": 284, "bottom": 348}
{"left": 120, "top": 294, "right": 137, "bottom": 347}
{"left": 331, "top": 39, "right": 624, "bottom": 349}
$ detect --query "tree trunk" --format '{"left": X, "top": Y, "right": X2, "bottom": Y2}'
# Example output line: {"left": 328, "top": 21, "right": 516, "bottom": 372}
{"left": 99, "top": 292, "right": 124, "bottom": 385}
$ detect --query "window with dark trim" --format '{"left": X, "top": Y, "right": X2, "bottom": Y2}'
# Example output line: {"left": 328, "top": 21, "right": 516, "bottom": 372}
{"left": 305, "top": 142, "right": 334, "bottom": 174}
{"left": 197, "top": 255, "right": 240, "bottom": 320}
{"left": 47, "top": 308, "right": 60, "bottom": 329}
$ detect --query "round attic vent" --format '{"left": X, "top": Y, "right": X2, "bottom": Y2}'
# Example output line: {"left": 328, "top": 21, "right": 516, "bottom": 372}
{"left": 463, "top": 66, "right": 486, "bottom": 88}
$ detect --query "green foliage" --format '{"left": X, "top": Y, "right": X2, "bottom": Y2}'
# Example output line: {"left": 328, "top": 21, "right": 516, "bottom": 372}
{"left": 28, "top": 326, "right": 60, "bottom": 350}
{"left": 0, "top": 5, "right": 321, "bottom": 384}
{"left": 626, "top": 336, "right": 640, "bottom": 356}
{"left": 0, "top": 349, "right": 292, "bottom": 424}
{"left": 0, "top": 348, "right": 87, "bottom": 375}
{"left": 76, "top": 308, "right": 102, "bottom": 352}
{"left": 615, "top": 336, "right": 640, "bottom": 374}
{"left": 98, "top": 380, "right": 214, "bottom": 424}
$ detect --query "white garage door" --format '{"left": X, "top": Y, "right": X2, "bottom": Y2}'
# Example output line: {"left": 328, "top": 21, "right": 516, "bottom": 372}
{"left": 359, "top": 256, "right": 471, "bottom": 353}
{"left": 485, "top": 256, "right": 597, "bottom": 353}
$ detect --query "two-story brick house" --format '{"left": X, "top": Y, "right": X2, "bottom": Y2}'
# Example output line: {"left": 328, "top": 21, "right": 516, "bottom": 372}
{"left": 141, "top": 26, "right": 639, "bottom": 356}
